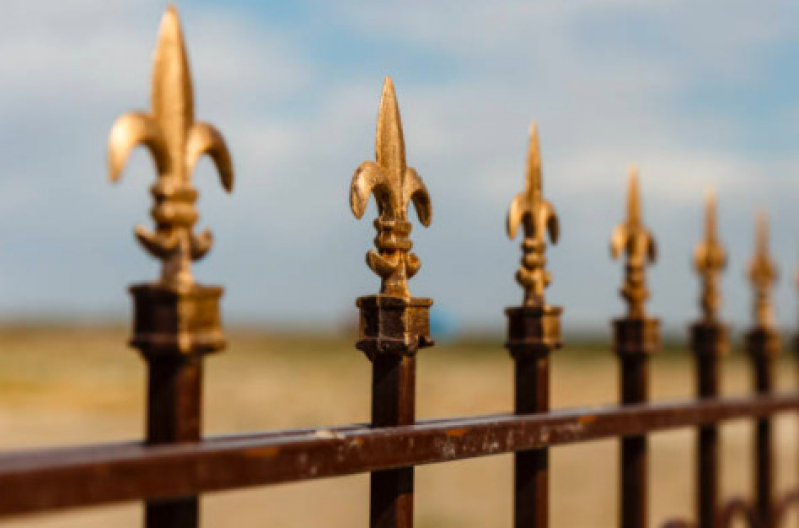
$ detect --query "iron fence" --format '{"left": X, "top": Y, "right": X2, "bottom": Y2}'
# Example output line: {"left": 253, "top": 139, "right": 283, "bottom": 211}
{"left": 0, "top": 7, "right": 797, "bottom": 528}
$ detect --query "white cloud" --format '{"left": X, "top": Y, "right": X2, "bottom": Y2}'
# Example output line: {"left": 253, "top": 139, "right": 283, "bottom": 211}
{"left": 0, "top": 0, "right": 798, "bottom": 331}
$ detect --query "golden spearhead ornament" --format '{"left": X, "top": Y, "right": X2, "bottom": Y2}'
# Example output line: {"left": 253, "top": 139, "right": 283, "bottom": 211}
{"left": 507, "top": 122, "right": 559, "bottom": 307}
{"left": 350, "top": 77, "right": 432, "bottom": 298}
{"left": 693, "top": 189, "right": 726, "bottom": 322}
{"left": 748, "top": 210, "right": 778, "bottom": 328}
{"left": 107, "top": 5, "right": 234, "bottom": 290}
{"left": 611, "top": 166, "right": 657, "bottom": 318}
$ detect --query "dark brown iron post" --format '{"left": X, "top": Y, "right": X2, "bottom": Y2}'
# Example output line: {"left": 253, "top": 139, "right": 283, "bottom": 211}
{"left": 610, "top": 168, "right": 659, "bottom": 528}
{"left": 745, "top": 211, "right": 780, "bottom": 528}
{"left": 691, "top": 189, "right": 728, "bottom": 528}
{"left": 357, "top": 297, "right": 432, "bottom": 528}
{"left": 107, "top": 6, "right": 234, "bottom": 527}
{"left": 504, "top": 123, "right": 562, "bottom": 528}
{"left": 350, "top": 77, "right": 434, "bottom": 528}
{"left": 132, "top": 286, "right": 226, "bottom": 528}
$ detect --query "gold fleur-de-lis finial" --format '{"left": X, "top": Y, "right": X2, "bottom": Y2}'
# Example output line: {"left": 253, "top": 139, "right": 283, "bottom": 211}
{"left": 610, "top": 166, "right": 657, "bottom": 318}
{"left": 350, "top": 77, "right": 432, "bottom": 298}
{"left": 694, "top": 188, "right": 727, "bottom": 322}
{"left": 108, "top": 5, "right": 234, "bottom": 290}
{"left": 507, "top": 122, "right": 559, "bottom": 307}
{"left": 748, "top": 210, "right": 778, "bottom": 328}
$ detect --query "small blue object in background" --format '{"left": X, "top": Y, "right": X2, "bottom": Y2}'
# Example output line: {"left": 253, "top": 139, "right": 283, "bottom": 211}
{"left": 429, "top": 307, "right": 458, "bottom": 341}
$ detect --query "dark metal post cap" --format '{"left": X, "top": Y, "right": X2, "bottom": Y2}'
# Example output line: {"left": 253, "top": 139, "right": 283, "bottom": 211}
{"left": 745, "top": 327, "right": 781, "bottom": 359}
{"left": 129, "top": 282, "right": 226, "bottom": 359}
{"left": 504, "top": 304, "right": 562, "bottom": 358}
{"left": 690, "top": 321, "right": 729, "bottom": 358}
{"left": 613, "top": 317, "right": 660, "bottom": 357}
{"left": 355, "top": 295, "right": 434, "bottom": 359}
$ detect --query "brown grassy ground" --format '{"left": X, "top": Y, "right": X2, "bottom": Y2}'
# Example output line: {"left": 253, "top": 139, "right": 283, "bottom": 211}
{"left": 0, "top": 326, "right": 797, "bottom": 528}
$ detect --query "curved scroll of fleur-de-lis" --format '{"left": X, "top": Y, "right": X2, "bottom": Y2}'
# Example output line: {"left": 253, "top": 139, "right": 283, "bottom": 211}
{"left": 749, "top": 210, "right": 778, "bottom": 328}
{"left": 694, "top": 189, "right": 727, "bottom": 322}
{"left": 507, "top": 122, "right": 559, "bottom": 307}
{"left": 611, "top": 166, "right": 657, "bottom": 318}
{"left": 107, "top": 5, "right": 233, "bottom": 289}
{"left": 350, "top": 77, "right": 432, "bottom": 298}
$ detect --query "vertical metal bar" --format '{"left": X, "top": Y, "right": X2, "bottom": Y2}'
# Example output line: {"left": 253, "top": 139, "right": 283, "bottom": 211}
{"left": 349, "top": 76, "right": 434, "bottom": 528}
{"left": 690, "top": 189, "right": 727, "bottom": 528}
{"left": 370, "top": 355, "right": 416, "bottom": 528}
{"left": 691, "top": 323, "right": 727, "bottom": 528}
{"left": 356, "top": 296, "right": 433, "bottom": 528}
{"left": 514, "top": 354, "right": 549, "bottom": 528}
{"left": 506, "top": 305, "right": 561, "bottom": 528}
{"left": 744, "top": 211, "right": 779, "bottom": 528}
{"left": 129, "top": 283, "right": 225, "bottom": 528}
{"left": 609, "top": 168, "right": 658, "bottom": 528}
{"left": 746, "top": 329, "right": 779, "bottom": 528}
{"left": 144, "top": 357, "right": 202, "bottom": 528}
{"left": 614, "top": 319, "right": 659, "bottom": 528}
{"left": 107, "top": 5, "right": 235, "bottom": 527}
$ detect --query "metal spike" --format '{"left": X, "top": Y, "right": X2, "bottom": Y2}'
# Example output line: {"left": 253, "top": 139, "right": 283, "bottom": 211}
{"left": 351, "top": 77, "right": 431, "bottom": 297}
{"left": 506, "top": 122, "right": 559, "bottom": 307}
{"left": 627, "top": 165, "right": 641, "bottom": 227}
{"left": 152, "top": 5, "right": 194, "bottom": 182}
{"left": 525, "top": 122, "right": 542, "bottom": 207}
{"left": 611, "top": 166, "right": 656, "bottom": 318}
{"left": 705, "top": 188, "right": 717, "bottom": 243}
{"left": 748, "top": 210, "right": 778, "bottom": 328}
{"left": 107, "top": 5, "right": 234, "bottom": 289}
{"left": 375, "top": 77, "right": 406, "bottom": 216}
{"left": 694, "top": 188, "right": 726, "bottom": 322}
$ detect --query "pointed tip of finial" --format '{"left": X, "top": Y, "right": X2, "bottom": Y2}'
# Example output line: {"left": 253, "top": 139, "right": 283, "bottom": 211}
{"left": 152, "top": 1, "right": 194, "bottom": 139}
{"left": 525, "top": 121, "right": 541, "bottom": 196}
{"left": 159, "top": 3, "right": 182, "bottom": 36}
{"left": 756, "top": 208, "right": 769, "bottom": 247}
{"left": 380, "top": 76, "right": 397, "bottom": 108}
{"left": 702, "top": 187, "right": 718, "bottom": 242}
{"left": 705, "top": 186, "right": 716, "bottom": 207}
{"left": 626, "top": 164, "right": 641, "bottom": 225}
{"left": 375, "top": 75, "right": 405, "bottom": 174}
{"left": 529, "top": 121, "right": 539, "bottom": 140}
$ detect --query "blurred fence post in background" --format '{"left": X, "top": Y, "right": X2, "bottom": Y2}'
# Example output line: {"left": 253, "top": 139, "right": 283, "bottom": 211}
{"left": 610, "top": 168, "right": 660, "bottom": 528}
{"left": 350, "top": 77, "right": 433, "bottom": 528}
{"left": 106, "top": 6, "right": 234, "bottom": 527}
{"left": 505, "top": 123, "right": 561, "bottom": 528}
{"left": 690, "top": 190, "right": 728, "bottom": 528}
{"left": 745, "top": 212, "right": 780, "bottom": 528}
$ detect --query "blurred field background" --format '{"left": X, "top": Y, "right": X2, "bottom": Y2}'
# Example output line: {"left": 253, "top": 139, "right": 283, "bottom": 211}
{"left": 0, "top": 326, "right": 798, "bottom": 528}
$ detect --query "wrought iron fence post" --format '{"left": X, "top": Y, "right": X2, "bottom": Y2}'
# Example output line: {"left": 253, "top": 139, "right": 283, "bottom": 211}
{"left": 504, "top": 123, "right": 561, "bottom": 528}
{"left": 745, "top": 211, "right": 780, "bottom": 528}
{"left": 611, "top": 168, "right": 659, "bottom": 528}
{"left": 691, "top": 189, "right": 728, "bottom": 528}
{"left": 350, "top": 77, "right": 433, "bottom": 528}
{"left": 107, "top": 6, "right": 234, "bottom": 527}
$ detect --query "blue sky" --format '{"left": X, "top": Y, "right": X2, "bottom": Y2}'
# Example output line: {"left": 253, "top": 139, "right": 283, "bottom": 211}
{"left": 1, "top": 1, "right": 799, "bottom": 336}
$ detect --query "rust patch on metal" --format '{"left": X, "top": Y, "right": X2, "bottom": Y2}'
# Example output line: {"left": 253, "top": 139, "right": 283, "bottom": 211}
{"left": 245, "top": 447, "right": 280, "bottom": 458}
{"left": 446, "top": 428, "right": 468, "bottom": 437}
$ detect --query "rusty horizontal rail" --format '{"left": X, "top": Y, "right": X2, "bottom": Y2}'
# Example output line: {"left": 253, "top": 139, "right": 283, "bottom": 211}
{"left": 0, "top": 394, "right": 797, "bottom": 518}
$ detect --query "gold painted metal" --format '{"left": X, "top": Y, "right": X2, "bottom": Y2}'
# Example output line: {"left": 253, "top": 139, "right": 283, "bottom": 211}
{"left": 693, "top": 189, "right": 727, "bottom": 322}
{"left": 748, "top": 211, "right": 778, "bottom": 328}
{"left": 350, "top": 77, "right": 432, "bottom": 298}
{"left": 108, "top": 5, "right": 234, "bottom": 290}
{"left": 611, "top": 166, "right": 657, "bottom": 319}
{"left": 506, "top": 122, "right": 560, "bottom": 307}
